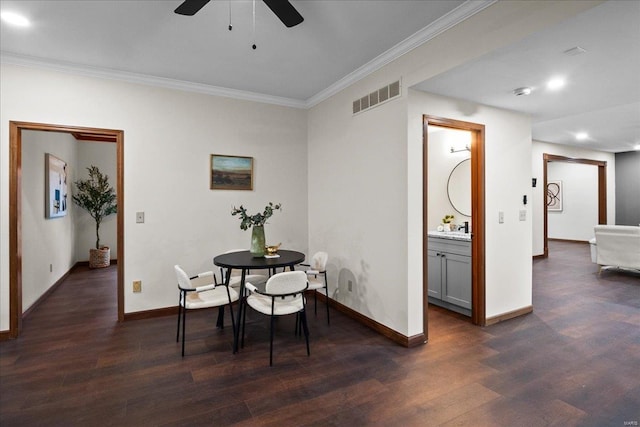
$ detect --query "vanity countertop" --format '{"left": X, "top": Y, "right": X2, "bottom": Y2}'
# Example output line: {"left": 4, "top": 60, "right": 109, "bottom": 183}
{"left": 428, "top": 230, "right": 472, "bottom": 241}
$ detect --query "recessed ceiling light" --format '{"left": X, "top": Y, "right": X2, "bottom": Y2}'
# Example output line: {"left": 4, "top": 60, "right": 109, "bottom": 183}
{"left": 513, "top": 87, "right": 532, "bottom": 96}
{"left": 634, "top": 144, "right": 640, "bottom": 151}
{"left": 1, "top": 11, "right": 30, "bottom": 27}
{"left": 576, "top": 132, "right": 589, "bottom": 141}
{"left": 547, "top": 78, "right": 565, "bottom": 91}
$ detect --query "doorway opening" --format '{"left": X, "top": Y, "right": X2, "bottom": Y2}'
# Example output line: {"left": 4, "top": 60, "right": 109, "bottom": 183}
{"left": 8, "top": 121, "right": 124, "bottom": 339}
{"left": 422, "top": 115, "right": 485, "bottom": 341}
{"left": 542, "top": 153, "right": 607, "bottom": 258}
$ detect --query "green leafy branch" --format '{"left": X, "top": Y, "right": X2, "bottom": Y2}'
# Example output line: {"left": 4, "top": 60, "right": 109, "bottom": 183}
{"left": 231, "top": 202, "right": 281, "bottom": 230}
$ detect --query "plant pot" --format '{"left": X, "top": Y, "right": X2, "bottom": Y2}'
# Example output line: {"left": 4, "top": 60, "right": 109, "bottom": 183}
{"left": 250, "top": 226, "right": 266, "bottom": 258}
{"left": 89, "top": 247, "right": 111, "bottom": 268}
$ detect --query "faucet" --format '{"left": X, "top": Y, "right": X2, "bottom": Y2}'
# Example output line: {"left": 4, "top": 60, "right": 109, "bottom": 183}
{"left": 458, "top": 221, "right": 470, "bottom": 233}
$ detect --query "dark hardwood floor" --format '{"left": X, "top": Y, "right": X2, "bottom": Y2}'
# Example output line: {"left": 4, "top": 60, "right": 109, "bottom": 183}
{"left": 1, "top": 241, "right": 639, "bottom": 426}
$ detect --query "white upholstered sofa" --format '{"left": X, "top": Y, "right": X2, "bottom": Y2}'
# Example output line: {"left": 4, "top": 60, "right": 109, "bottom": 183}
{"left": 589, "top": 225, "right": 640, "bottom": 271}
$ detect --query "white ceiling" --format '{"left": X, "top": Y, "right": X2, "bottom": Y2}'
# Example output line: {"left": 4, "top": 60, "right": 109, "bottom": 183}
{"left": 414, "top": 0, "right": 640, "bottom": 153}
{"left": 0, "top": 0, "right": 469, "bottom": 104}
{"left": 1, "top": 1, "right": 639, "bottom": 153}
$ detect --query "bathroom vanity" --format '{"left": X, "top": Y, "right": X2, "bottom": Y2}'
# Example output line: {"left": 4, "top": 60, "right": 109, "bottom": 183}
{"left": 427, "top": 231, "right": 471, "bottom": 317}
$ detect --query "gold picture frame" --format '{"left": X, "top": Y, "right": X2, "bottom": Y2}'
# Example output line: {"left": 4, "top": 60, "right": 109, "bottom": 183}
{"left": 210, "top": 154, "right": 253, "bottom": 190}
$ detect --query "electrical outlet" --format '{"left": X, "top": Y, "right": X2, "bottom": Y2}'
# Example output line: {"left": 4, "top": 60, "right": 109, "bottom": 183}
{"left": 136, "top": 212, "right": 145, "bottom": 223}
{"left": 133, "top": 280, "right": 142, "bottom": 293}
{"left": 519, "top": 210, "right": 527, "bottom": 221}
{"left": 348, "top": 280, "right": 353, "bottom": 292}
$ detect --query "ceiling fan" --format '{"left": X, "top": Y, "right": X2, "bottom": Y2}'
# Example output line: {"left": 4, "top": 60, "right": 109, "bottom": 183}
{"left": 175, "top": 0, "right": 304, "bottom": 28}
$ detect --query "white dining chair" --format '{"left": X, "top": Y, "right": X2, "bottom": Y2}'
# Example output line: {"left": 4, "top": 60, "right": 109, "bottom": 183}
{"left": 175, "top": 265, "right": 239, "bottom": 357}
{"left": 299, "top": 251, "right": 330, "bottom": 325}
{"left": 244, "top": 270, "right": 310, "bottom": 366}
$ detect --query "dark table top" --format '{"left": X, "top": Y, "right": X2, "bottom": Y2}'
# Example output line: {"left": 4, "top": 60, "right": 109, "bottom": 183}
{"left": 213, "top": 249, "right": 305, "bottom": 270}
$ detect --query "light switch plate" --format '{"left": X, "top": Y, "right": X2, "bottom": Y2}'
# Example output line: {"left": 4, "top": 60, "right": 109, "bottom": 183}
{"left": 519, "top": 210, "right": 526, "bottom": 221}
{"left": 498, "top": 211, "right": 504, "bottom": 224}
{"left": 136, "top": 212, "right": 144, "bottom": 223}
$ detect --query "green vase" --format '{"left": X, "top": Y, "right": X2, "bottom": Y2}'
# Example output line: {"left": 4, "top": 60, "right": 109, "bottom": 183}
{"left": 250, "top": 225, "right": 266, "bottom": 257}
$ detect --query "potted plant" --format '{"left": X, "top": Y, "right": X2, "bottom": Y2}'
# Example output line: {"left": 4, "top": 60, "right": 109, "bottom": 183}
{"left": 442, "top": 214, "right": 455, "bottom": 232}
{"left": 231, "top": 202, "right": 281, "bottom": 257}
{"left": 73, "top": 166, "right": 117, "bottom": 268}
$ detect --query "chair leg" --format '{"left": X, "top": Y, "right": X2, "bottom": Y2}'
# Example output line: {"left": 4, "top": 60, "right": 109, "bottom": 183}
{"left": 176, "top": 296, "right": 182, "bottom": 342}
{"left": 228, "top": 301, "right": 236, "bottom": 337}
{"left": 325, "top": 280, "right": 330, "bottom": 326}
{"left": 241, "top": 298, "right": 248, "bottom": 349}
{"left": 269, "top": 313, "right": 275, "bottom": 366}
{"left": 181, "top": 301, "right": 187, "bottom": 357}
{"left": 314, "top": 290, "right": 318, "bottom": 315}
{"left": 300, "top": 308, "right": 310, "bottom": 356}
{"left": 216, "top": 306, "right": 225, "bottom": 329}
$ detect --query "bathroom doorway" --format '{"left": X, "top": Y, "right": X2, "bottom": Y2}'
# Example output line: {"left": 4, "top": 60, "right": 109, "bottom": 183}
{"left": 422, "top": 115, "right": 485, "bottom": 340}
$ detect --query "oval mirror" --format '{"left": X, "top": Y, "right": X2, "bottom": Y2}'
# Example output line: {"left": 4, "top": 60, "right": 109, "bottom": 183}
{"left": 447, "top": 158, "right": 471, "bottom": 217}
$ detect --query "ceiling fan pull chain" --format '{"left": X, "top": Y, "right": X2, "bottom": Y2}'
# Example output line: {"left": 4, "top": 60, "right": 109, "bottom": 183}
{"left": 228, "top": 1, "right": 232, "bottom": 31}
{"left": 252, "top": 0, "right": 257, "bottom": 50}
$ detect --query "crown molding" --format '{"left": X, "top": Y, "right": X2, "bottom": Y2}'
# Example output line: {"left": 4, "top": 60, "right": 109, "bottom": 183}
{"left": 1, "top": 0, "right": 495, "bottom": 111}
{"left": 0, "top": 52, "right": 307, "bottom": 109}
{"left": 304, "top": 0, "right": 497, "bottom": 108}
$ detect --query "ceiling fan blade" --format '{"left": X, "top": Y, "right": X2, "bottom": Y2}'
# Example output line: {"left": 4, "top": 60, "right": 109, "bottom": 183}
{"left": 174, "top": 0, "right": 211, "bottom": 16}
{"left": 262, "top": 0, "right": 304, "bottom": 28}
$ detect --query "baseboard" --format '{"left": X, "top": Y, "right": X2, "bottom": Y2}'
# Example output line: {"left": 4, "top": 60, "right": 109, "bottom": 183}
{"left": 0, "top": 330, "right": 13, "bottom": 341}
{"left": 533, "top": 254, "right": 546, "bottom": 260}
{"left": 22, "top": 266, "right": 76, "bottom": 319}
{"left": 123, "top": 306, "right": 178, "bottom": 321}
{"left": 548, "top": 238, "right": 589, "bottom": 244}
{"left": 75, "top": 259, "right": 118, "bottom": 267}
{"left": 315, "top": 292, "right": 424, "bottom": 348}
{"left": 485, "top": 305, "right": 533, "bottom": 326}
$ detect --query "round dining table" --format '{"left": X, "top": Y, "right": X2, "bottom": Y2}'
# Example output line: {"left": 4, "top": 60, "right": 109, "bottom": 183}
{"left": 213, "top": 249, "right": 305, "bottom": 353}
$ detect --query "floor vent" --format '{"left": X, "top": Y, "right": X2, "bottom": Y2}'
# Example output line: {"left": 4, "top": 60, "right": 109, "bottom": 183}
{"left": 353, "top": 79, "right": 401, "bottom": 115}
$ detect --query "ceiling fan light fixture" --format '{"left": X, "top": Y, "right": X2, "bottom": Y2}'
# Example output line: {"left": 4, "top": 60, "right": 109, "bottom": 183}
{"left": 513, "top": 87, "right": 532, "bottom": 96}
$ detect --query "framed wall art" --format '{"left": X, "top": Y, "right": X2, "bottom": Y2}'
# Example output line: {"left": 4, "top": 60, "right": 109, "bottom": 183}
{"left": 210, "top": 154, "right": 253, "bottom": 190}
{"left": 546, "top": 180, "right": 563, "bottom": 212}
{"left": 45, "top": 153, "right": 69, "bottom": 218}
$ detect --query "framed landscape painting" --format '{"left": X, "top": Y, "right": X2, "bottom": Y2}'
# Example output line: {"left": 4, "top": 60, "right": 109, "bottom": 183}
{"left": 45, "top": 153, "right": 69, "bottom": 218}
{"left": 210, "top": 154, "right": 253, "bottom": 190}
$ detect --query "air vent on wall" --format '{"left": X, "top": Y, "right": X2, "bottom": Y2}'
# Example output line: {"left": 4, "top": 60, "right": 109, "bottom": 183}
{"left": 353, "top": 79, "right": 401, "bottom": 115}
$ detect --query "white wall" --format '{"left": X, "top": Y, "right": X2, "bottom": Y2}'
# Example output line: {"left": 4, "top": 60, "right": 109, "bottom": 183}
{"left": 75, "top": 141, "right": 118, "bottom": 260}
{"left": 409, "top": 90, "right": 533, "bottom": 321}
{"left": 21, "top": 131, "right": 77, "bottom": 311}
{"left": 547, "top": 162, "right": 598, "bottom": 241}
{"left": 1, "top": 64, "right": 308, "bottom": 329}
{"left": 531, "top": 140, "right": 615, "bottom": 256}
{"left": 307, "top": 0, "right": 597, "bottom": 337}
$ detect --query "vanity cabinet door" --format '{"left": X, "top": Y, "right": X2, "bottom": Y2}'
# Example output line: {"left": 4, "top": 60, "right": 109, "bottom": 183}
{"left": 441, "top": 252, "right": 472, "bottom": 309}
{"left": 427, "top": 249, "right": 443, "bottom": 299}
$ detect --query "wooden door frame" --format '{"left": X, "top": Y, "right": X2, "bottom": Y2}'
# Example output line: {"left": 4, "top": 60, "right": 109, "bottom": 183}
{"left": 423, "top": 115, "right": 486, "bottom": 340}
{"left": 7, "top": 121, "right": 124, "bottom": 339}
{"left": 542, "top": 153, "right": 606, "bottom": 257}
